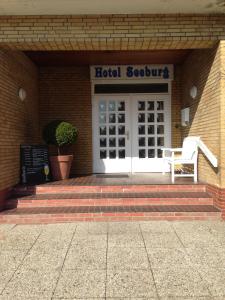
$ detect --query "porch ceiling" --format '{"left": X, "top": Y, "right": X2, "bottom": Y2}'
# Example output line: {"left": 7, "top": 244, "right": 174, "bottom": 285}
{"left": 25, "top": 50, "right": 191, "bottom": 67}
{"left": 0, "top": 0, "right": 224, "bottom": 15}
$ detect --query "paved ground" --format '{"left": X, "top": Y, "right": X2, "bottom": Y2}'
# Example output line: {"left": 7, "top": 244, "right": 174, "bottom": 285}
{"left": 0, "top": 221, "right": 225, "bottom": 300}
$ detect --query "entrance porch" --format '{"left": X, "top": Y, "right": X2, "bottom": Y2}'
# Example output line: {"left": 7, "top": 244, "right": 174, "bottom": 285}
{"left": 0, "top": 44, "right": 224, "bottom": 221}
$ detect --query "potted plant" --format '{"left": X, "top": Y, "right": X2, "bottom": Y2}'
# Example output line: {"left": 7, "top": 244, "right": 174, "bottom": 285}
{"left": 42, "top": 120, "right": 78, "bottom": 180}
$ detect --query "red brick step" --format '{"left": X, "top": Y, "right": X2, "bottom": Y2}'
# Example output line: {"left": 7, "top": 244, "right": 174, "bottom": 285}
{"left": 6, "top": 191, "right": 214, "bottom": 208}
{"left": 13, "top": 183, "right": 207, "bottom": 196}
{"left": 0, "top": 205, "right": 221, "bottom": 224}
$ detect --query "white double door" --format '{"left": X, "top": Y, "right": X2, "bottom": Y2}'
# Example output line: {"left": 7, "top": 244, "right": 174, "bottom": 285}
{"left": 93, "top": 94, "right": 171, "bottom": 173}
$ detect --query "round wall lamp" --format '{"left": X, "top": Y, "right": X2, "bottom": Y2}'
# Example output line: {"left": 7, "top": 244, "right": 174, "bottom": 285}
{"left": 190, "top": 85, "right": 198, "bottom": 99}
{"left": 18, "top": 87, "right": 27, "bottom": 101}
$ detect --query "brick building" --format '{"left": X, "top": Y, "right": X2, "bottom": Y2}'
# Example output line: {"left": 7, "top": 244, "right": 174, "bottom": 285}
{"left": 0, "top": 0, "right": 225, "bottom": 222}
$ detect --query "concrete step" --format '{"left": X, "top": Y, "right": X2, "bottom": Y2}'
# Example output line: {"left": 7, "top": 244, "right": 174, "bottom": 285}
{"left": 6, "top": 191, "right": 214, "bottom": 208}
{"left": 0, "top": 205, "right": 221, "bottom": 224}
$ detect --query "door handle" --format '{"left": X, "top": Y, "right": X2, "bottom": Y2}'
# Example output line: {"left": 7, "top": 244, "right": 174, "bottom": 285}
{"left": 125, "top": 131, "right": 129, "bottom": 140}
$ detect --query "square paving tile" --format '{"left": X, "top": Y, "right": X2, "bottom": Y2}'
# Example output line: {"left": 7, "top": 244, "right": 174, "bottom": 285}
{"left": 0, "top": 296, "right": 51, "bottom": 300}
{"left": 72, "top": 234, "right": 107, "bottom": 248}
{"left": 176, "top": 232, "right": 222, "bottom": 248}
{"left": 0, "top": 250, "right": 26, "bottom": 293}
{"left": 64, "top": 245, "right": 106, "bottom": 270}
{"left": 53, "top": 269, "right": 106, "bottom": 298}
{"left": 140, "top": 221, "right": 174, "bottom": 233}
{"left": 172, "top": 221, "right": 212, "bottom": 234}
{"left": 0, "top": 232, "right": 38, "bottom": 251}
{"left": 1, "top": 268, "right": 60, "bottom": 298}
{"left": 106, "top": 269, "right": 157, "bottom": 298}
{"left": 76, "top": 222, "right": 108, "bottom": 235}
{"left": 11, "top": 224, "right": 44, "bottom": 234}
{"left": 153, "top": 266, "right": 211, "bottom": 298}
{"left": 107, "top": 246, "right": 149, "bottom": 270}
{"left": 44, "top": 223, "right": 77, "bottom": 232}
{"left": 108, "top": 233, "right": 144, "bottom": 248}
{"left": 147, "top": 247, "right": 190, "bottom": 269}
{"left": 196, "top": 267, "right": 225, "bottom": 296}
{"left": 21, "top": 248, "right": 66, "bottom": 270}
{"left": 0, "top": 224, "right": 15, "bottom": 234}
{"left": 108, "top": 222, "right": 141, "bottom": 234}
{"left": 33, "top": 230, "right": 73, "bottom": 251}
{"left": 186, "top": 246, "right": 224, "bottom": 269}
{"left": 143, "top": 232, "right": 183, "bottom": 249}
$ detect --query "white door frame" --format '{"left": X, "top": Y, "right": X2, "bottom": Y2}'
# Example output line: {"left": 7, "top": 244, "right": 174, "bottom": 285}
{"left": 91, "top": 79, "right": 172, "bottom": 174}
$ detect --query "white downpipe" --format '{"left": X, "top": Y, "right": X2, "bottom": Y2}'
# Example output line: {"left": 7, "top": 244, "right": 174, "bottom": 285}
{"left": 197, "top": 138, "right": 218, "bottom": 168}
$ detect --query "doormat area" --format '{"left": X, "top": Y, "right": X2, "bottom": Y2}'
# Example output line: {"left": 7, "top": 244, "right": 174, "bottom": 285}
{"left": 96, "top": 174, "right": 129, "bottom": 178}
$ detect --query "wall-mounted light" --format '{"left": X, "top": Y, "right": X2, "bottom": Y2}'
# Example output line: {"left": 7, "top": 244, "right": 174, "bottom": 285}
{"left": 18, "top": 87, "right": 27, "bottom": 101}
{"left": 190, "top": 85, "right": 197, "bottom": 99}
{"left": 181, "top": 107, "right": 190, "bottom": 127}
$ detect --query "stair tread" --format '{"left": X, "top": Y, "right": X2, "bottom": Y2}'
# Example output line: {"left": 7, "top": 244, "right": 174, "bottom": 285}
{"left": 1, "top": 205, "right": 220, "bottom": 215}
{"left": 10, "top": 191, "right": 212, "bottom": 201}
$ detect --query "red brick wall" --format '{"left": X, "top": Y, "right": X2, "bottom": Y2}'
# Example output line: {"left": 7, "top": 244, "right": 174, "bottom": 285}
{"left": 0, "top": 50, "right": 39, "bottom": 195}
{"left": 39, "top": 66, "right": 92, "bottom": 175}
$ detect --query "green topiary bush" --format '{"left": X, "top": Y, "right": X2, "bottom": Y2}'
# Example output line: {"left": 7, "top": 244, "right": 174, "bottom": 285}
{"left": 43, "top": 120, "right": 78, "bottom": 154}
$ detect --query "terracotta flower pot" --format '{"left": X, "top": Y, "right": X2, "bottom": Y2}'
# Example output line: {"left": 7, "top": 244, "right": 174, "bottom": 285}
{"left": 50, "top": 155, "right": 73, "bottom": 181}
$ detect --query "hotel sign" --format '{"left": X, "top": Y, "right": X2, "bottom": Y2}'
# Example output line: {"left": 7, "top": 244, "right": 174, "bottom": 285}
{"left": 91, "top": 65, "right": 174, "bottom": 80}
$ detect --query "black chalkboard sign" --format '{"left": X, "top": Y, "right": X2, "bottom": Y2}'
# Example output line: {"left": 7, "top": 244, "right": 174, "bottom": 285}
{"left": 20, "top": 145, "right": 51, "bottom": 184}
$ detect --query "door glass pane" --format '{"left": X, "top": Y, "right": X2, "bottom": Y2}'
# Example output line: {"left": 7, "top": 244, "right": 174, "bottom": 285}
{"left": 100, "top": 138, "right": 107, "bottom": 147}
{"left": 157, "top": 137, "right": 164, "bottom": 146}
{"left": 138, "top": 113, "right": 145, "bottom": 123}
{"left": 109, "top": 113, "right": 116, "bottom": 123}
{"left": 118, "top": 137, "right": 125, "bottom": 147}
{"left": 119, "top": 149, "right": 125, "bottom": 159}
{"left": 118, "top": 125, "right": 125, "bottom": 135}
{"left": 147, "top": 101, "right": 154, "bottom": 110}
{"left": 138, "top": 101, "right": 145, "bottom": 111}
{"left": 118, "top": 101, "right": 125, "bottom": 111}
{"left": 148, "top": 113, "right": 154, "bottom": 123}
{"left": 109, "top": 126, "right": 116, "bottom": 135}
{"left": 99, "top": 126, "right": 107, "bottom": 135}
{"left": 99, "top": 101, "right": 106, "bottom": 112}
{"left": 139, "top": 137, "right": 145, "bottom": 147}
{"left": 157, "top": 113, "right": 164, "bottom": 122}
{"left": 99, "top": 114, "right": 106, "bottom": 124}
{"left": 148, "top": 125, "right": 155, "bottom": 134}
{"left": 108, "top": 101, "right": 116, "bottom": 111}
{"left": 157, "top": 125, "right": 164, "bottom": 134}
{"left": 118, "top": 113, "right": 125, "bottom": 123}
{"left": 109, "top": 138, "right": 116, "bottom": 147}
{"left": 109, "top": 150, "right": 116, "bottom": 159}
{"left": 138, "top": 125, "right": 145, "bottom": 135}
{"left": 139, "top": 149, "right": 145, "bottom": 158}
{"left": 148, "top": 137, "right": 155, "bottom": 146}
{"left": 157, "top": 149, "right": 163, "bottom": 158}
{"left": 100, "top": 150, "right": 107, "bottom": 159}
{"left": 148, "top": 149, "right": 155, "bottom": 158}
{"left": 157, "top": 101, "right": 164, "bottom": 110}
